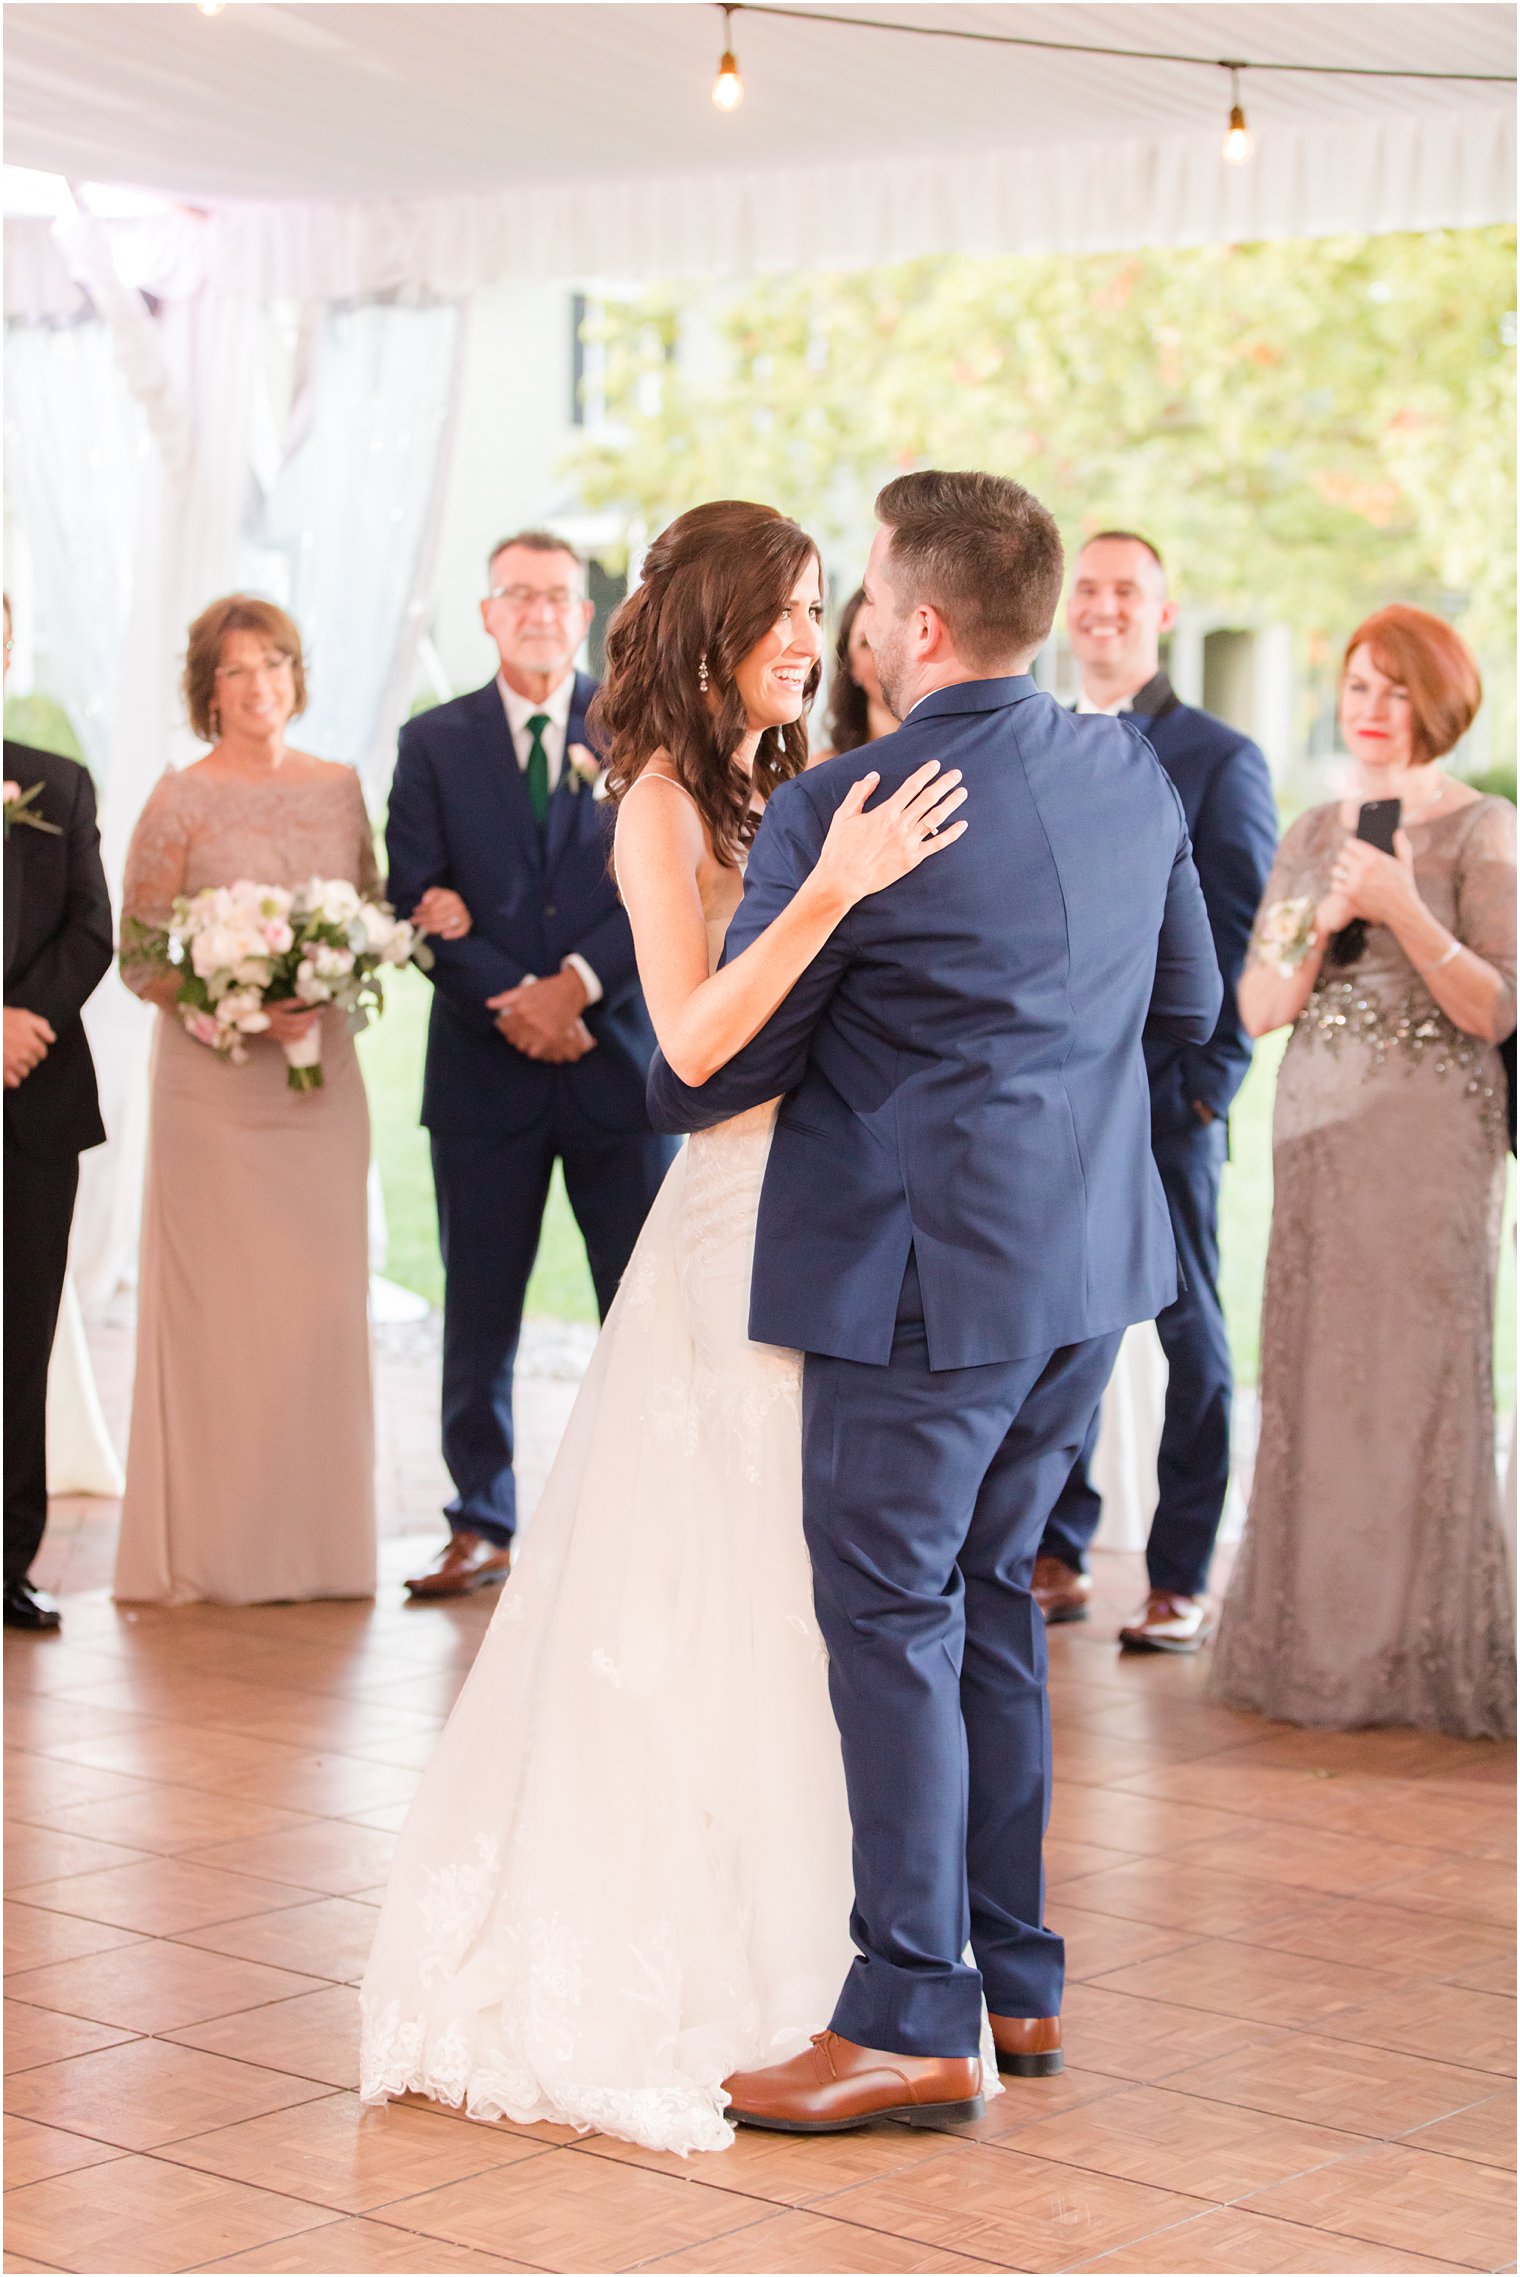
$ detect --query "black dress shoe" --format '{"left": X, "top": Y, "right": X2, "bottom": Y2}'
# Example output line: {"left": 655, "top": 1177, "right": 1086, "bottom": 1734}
{"left": 4, "top": 1583, "right": 61, "bottom": 1633}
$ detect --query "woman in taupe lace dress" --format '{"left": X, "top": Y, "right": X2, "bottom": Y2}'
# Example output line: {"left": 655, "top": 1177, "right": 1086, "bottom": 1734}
{"left": 1212, "top": 606, "right": 1515, "bottom": 1738}
{"left": 115, "top": 597, "right": 391, "bottom": 1605}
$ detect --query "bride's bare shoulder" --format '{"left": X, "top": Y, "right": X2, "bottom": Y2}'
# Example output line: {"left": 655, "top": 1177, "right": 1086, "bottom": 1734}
{"left": 613, "top": 758, "right": 709, "bottom": 883}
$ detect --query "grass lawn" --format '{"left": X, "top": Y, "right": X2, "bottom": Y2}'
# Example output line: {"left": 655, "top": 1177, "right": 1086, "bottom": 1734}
{"left": 360, "top": 964, "right": 1515, "bottom": 1401}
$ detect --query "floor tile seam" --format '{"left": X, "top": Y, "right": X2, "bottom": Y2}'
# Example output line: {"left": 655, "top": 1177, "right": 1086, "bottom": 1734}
{"left": 1147, "top": 1855, "right": 1469, "bottom": 1906}
{"left": 1046, "top": 2200, "right": 1484, "bottom": 2277}
{"left": 0, "top": 2030, "right": 147, "bottom": 2078}
{"left": 151, "top": 2034, "right": 358, "bottom": 2090}
{"left": 1070, "top": 1973, "right": 1502, "bottom": 2036}
{"left": 41, "top": 1661, "right": 446, "bottom": 1709}
{"left": 1221, "top": 2185, "right": 1502, "bottom": 2274}
{"left": 1041, "top": 1889, "right": 1309, "bottom": 1937}
{"left": 190, "top": 2225, "right": 557, "bottom": 2277}
{"left": 972, "top": 2123, "right": 1377, "bottom": 2204}
{"left": 1215, "top": 1918, "right": 1515, "bottom": 1969}
{"left": 5, "top": 1818, "right": 329, "bottom": 1860}
{"left": 1131, "top": 2073, "right": 1478, "bottom": 2143}
{"left": 140, "top": 2128, "right": 557, "bottom": 2212}
{"left": 1385, "top": 2113, "right": 1520, "bottom": 2169}
{"left": 28, "top": 1877, "right": 355, "bottom": 1932}
{"left": 0, "top": 1978, "right": 346, "bottom": 2036}
{"left": 562, "top": 2131, "right": 1006, "bottom": 2219}
{"left": 1310, "top": 2023, "right": 1516, "bottom": 2076}
{"left": 379, "top": 2175, "right": 816, "bottom": 2273}
{"left": 619, "top": 2192, "right": 1027, "bottom": 2277}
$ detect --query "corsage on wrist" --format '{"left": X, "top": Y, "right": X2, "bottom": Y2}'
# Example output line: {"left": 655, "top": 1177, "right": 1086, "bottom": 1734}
{"left": 1254, "top": 896, "right": 1319, "bottom": 977}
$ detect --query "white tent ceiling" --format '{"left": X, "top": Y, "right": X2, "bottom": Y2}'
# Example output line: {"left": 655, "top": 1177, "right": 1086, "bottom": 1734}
{"left": 4, "top": 2, "right": 1515, "bottom": 291}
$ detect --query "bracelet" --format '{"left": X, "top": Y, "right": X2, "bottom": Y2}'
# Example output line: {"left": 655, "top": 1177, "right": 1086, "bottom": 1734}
{"left": 1418, "top": 936, "right": 1463, "bottom": 975}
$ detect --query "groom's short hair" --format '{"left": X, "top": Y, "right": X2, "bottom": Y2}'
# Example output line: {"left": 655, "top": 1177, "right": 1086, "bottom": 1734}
{"left": 875, "top": 471, "right": 1064, "bottom": 669}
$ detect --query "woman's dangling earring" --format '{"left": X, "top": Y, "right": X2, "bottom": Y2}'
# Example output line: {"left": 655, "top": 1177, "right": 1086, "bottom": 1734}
{"left": 210, "top": 704, "right": 221, "bottom": 739}
{"left": 697, "top": 653, "right": 710, "bottom": 695}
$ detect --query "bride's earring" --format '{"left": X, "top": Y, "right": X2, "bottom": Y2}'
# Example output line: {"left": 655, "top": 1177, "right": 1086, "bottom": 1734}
{"left": 697, "top": 654, "right": 710, "bottom": 695}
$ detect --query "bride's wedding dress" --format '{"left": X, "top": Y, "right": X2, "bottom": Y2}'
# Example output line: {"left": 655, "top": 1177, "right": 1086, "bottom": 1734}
{"left": 361, "top": 909, "right": 861, "bottom": 2151}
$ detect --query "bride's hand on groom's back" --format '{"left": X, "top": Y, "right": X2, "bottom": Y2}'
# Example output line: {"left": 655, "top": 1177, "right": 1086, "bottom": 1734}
{"left": 811, "top": 761, "right": 968, "bottom": 915}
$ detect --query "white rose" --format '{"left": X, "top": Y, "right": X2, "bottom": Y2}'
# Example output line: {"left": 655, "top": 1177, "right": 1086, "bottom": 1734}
{"left": 359, "top": 902, "right": 394, "bottom": 954}
{"left": 319, "top": 880, "right": 361, "bottom": 925}
{"left": 294, "top": 959, "right": 327, "bottom": 1004}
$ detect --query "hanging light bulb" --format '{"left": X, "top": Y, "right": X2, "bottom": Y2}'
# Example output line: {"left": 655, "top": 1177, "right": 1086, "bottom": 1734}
{"left": 197, "top": 2, "right": 226, "bottom": 14}
{"left": 712, "top": 5, "right": 744, "bottom": 110}
{"left": 1221, "top": 66, "right": 1254, "bottom": 164}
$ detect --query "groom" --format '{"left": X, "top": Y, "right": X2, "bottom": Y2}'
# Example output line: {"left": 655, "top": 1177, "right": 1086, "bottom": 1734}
{"left": 649, "top": 471, "right": 1220, "bottom": 2130}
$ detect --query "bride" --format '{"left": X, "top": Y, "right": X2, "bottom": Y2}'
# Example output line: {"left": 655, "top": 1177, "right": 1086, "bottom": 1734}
{"left": 359, "top": 501, "right": 968, "bottom": 2154}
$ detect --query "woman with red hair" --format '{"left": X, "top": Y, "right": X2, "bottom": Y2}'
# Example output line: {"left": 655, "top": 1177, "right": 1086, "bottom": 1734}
{"left": 1214, "top": 605, "right": 1515, "bottom": 1737}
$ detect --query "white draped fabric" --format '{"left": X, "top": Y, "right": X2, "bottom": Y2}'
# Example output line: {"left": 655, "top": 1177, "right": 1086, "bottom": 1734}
{"left": 4, "top": 100, "right": 1515, "bottom": 322}
{"left": 247, "top": 298, "right": 466, "bottom": 796}
{"left": 7, "top": 245, "right": 466, "bottom": 1481}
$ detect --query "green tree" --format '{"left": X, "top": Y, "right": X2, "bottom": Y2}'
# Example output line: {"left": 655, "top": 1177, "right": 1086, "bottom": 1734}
{"left": 575, "top": 229, "right": 1516, "bottom": 672}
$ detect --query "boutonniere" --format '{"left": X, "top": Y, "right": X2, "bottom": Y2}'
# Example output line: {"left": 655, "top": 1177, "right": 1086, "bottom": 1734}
{"left": 566, "top": 744, "right": 606, "bottom": 799}
{"left": 2, "top": 781, "right": 61, "bottom": 837}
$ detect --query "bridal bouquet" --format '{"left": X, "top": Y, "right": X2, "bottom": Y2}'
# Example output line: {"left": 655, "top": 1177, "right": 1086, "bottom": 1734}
{"left": 124, "top": 877, "right": 428, "bottom": 1092}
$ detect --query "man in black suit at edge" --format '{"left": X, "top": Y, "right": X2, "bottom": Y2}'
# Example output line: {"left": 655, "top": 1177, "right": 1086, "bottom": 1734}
{"left": 3, "top": 595, "right": 114, "bottom": 1632}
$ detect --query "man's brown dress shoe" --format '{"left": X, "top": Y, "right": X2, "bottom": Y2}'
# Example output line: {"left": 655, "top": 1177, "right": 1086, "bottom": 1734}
{"left": 404, "top": 1532, "right": 513, "bottom": 1600}
{"left": 989, "top": 2013, "right": 1063, "bottom": 2077}
{"left": 723, "top": 2031, "right": 984, "bottom": 2133}
{"left": 1118, "top": 1590, "right": 1216, "bottom": 1653}
{"left": 1032, "top": 1554, "right": 1091, "bottom": 1625}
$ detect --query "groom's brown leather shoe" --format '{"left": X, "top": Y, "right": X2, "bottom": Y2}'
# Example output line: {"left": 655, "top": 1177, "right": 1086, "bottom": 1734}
{"left": 404, "top": 1532, "right": 513, "bottom": 1600}
{"left": 989, "top": 2014, "right": 1063, "bottom": 2077}
{"left": 723, "top": 2031, "right": 984, "bottom": 2133}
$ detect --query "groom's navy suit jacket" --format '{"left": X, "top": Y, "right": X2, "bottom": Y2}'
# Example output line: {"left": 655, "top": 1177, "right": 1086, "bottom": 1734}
{"left": 386, "top": 674, "right": 658, "bottom": 1141}
{"left": 648, "top": 675, "right": 1222, "bottom": 1369}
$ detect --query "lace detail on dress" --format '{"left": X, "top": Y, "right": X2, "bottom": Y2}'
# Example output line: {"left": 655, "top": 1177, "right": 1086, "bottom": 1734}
{"left": 358, "top": 1107, "right": 864, "bottom": 2154}
{"left": 1296, "top": 978, "right": 1506, "bottom": 1138}
{"left": 1212, "top": 795, "right": 1516, "bottom": 1739}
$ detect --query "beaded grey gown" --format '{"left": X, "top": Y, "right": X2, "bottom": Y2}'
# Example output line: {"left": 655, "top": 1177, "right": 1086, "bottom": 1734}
{"left": 1211, "top": 794, "right": 1516, "bottom": 1739}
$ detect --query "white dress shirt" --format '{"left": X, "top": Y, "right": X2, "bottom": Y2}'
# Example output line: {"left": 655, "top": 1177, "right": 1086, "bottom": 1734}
{"left": 496, "top": 669, "right": 602, "bottom": 1006}
{"left": 498, "top": 668, "right": 576, "bottom": 789}
{"left": 1076, "top": 687, "right": 1132, "bottom": 716}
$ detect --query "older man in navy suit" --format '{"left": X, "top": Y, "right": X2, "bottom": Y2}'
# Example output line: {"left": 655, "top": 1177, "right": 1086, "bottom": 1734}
{"left": 388, "top": 532, "right": 672, "bottom": 1599}
{"left": 1034, "top": 533, "right": 1278, "bottom": 1653}
{"left": 649, "top": 473, "right": 1220, "bottom": 2129}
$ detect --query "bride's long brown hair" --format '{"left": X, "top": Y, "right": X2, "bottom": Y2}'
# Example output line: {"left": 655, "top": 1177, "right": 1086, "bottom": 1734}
{"left": 593, "top": 501, "right": 820, "bottom": 867}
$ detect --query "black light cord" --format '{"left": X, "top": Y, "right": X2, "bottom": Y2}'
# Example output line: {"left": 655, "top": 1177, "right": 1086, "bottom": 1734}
{"left": 720, "top": 2, "right": 1517, "bottom": 85}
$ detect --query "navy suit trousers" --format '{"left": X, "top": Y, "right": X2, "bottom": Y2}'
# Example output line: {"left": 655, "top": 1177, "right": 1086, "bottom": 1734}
{"left": 431, "top": 1112, "right": 672, "bottom": 1543}
{"left": 803, "top": 1252, "right": 1120, "bottom": 2056}
{"left": 1041, "top": 1117, "right": 1232, "bottom": 1598}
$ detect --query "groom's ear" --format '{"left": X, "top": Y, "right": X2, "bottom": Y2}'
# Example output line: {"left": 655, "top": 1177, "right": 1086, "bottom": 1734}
{"left": 918, "top": 602, "right": 954, "bottom": 662}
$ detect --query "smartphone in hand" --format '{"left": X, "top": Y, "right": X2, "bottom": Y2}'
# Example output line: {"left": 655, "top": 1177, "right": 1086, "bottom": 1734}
{"left": 1328, "top": 798, "right": 1402, "bottom": 966}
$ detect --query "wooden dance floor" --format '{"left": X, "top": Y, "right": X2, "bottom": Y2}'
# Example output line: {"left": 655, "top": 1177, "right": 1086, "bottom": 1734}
{"left": 4, "top": 1545, "right": 1514, "bottom": 2276}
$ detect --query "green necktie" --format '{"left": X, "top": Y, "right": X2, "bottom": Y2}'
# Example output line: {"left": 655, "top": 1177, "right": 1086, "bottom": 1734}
{"left": 524, "top": 713, "right": 551, "bottom": 827}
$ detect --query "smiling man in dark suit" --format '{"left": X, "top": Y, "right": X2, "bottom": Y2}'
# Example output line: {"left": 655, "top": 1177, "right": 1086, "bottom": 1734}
{"left": 3, "top": 600, "right": 114, "bottom": 1633}
{"left": 1034, "top": 532, "right": 1278, "bottom": 1653}
{"left": 386, "top": 532, "right": 672, "bottom": 1600}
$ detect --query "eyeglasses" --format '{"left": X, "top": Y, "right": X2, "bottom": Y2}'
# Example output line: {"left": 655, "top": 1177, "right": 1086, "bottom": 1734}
{"left": 486, "top": 584, "right": 583, "bottom": 612}
{"left": 215, "top": 653, "right": 294, "bottom": 681}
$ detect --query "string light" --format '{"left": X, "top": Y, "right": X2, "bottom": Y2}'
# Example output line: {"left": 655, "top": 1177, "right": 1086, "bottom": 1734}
{"left": 708, "top": 4, "right": 1513, "bottom": 156}
{"left": 712, "top": 5, "right": 743, "bottom": 110}
{"left": 1221, "top": 66, "right": 1254, "bottom": 165}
